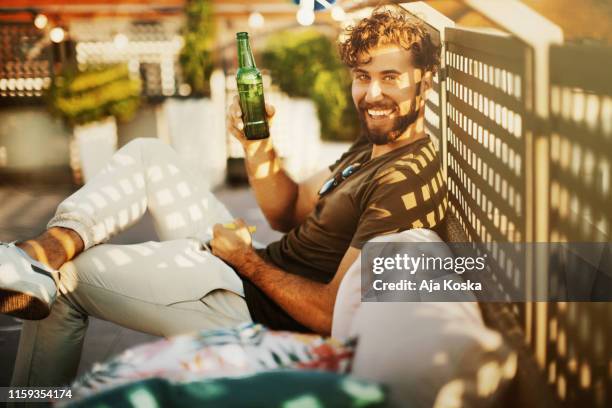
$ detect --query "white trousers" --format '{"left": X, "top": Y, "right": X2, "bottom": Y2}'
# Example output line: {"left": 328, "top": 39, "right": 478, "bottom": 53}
{"left": 11, "top": 138, "right": 252, "bottom": 387}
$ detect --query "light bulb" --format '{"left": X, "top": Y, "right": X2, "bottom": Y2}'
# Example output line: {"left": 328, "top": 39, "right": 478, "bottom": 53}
{"left": 248, "top": 11, "right": 265, "bottom": 29}
{"left": 49, "top": 27, "right": 65, "bottom": 43}
{"left": 296, "top": 8, "right": 315, "bottom": 26}
{"left": 34, "top": 14, "right": 48, "bottom": 29}
{"left": 114, "top": 33, "right": 129, "bottom": 49}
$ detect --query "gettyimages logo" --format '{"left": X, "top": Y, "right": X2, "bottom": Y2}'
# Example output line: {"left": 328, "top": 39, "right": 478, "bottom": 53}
{"left": 371, "top": 253, "right": 487, "bottom": 275}
{"left": 361, "top": 242, "right": 612, "bottom": 302}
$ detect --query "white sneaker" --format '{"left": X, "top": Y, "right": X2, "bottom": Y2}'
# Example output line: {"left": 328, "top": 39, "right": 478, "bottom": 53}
{"left": 0, "top": 242, "right": 58, "bottom": 320}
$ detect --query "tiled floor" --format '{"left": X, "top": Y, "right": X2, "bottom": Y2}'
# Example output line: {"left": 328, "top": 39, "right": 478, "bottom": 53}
{"left": 0, "top": 182, "right": 281, "bottom": 386}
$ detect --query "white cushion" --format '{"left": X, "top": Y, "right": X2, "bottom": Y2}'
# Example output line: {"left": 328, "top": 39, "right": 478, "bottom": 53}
{"left": 332, "top": 229, "right": 516, "bottom": 407}
{"left": 332, "top": 228, "right": 454, "bottom": 339}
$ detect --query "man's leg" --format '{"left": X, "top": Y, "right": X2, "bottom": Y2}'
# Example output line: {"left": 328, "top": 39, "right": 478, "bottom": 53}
{"left": 11, "top": 238, "right": 249, "bottom": 386}
{"left": 3, "top": 138, "right": 234, "bottom": 318}
{"left": 22, "top": 137, "right": 233, "bottom": 265}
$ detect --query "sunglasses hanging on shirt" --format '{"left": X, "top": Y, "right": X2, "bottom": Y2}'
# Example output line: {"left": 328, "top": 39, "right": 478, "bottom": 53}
{"left": 318, "top": 162, "right": 363, "bottom": 197}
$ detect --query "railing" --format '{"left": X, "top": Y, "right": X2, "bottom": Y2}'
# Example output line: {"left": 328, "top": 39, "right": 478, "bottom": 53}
{"left": 441, "top": 25, "right": 612, "bottom": 408}
{"left": 445, "top": 28, "right": 530, "bottom": 307}
{"left": 544, "top": 44, "right": 612, "bottom": 406}
{"left": 442, "top": 27, "right": 612, "bottom": 407}
{"left": 422, "top": 23, "right": 442, "bottom": 151}
{"left": 394, "top": 2, "right": 611, "bottom": 406}
{"left": 0, "top": 22, "right": 53, "bottom": 101}
{"left": 548, "top": 44, "right": 612, "bottom": 243}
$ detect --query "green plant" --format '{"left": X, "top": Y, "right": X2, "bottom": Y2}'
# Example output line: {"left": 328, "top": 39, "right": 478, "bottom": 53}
{"left": 48, "top": 64, "right": 141, "bottom": 126}
{"left": 179, "top": 0, "right": 215, "bottom": 96}
{"left": 262, "top": 30, "right": 359, "bottom": 142}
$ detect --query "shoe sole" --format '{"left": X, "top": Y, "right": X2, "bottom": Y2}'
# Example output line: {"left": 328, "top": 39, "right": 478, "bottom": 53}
{"left": 0, "top": 288, "right": 51, "bottom": 320}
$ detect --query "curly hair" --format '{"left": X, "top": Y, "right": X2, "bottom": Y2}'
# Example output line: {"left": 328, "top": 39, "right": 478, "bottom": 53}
{"left": 339, "top": 5, "right": 441, "bottom": 74}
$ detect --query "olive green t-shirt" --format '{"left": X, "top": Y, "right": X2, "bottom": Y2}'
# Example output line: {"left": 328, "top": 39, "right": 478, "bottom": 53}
{"left": 241, "top": 136, "right": 448, "bottom": 331}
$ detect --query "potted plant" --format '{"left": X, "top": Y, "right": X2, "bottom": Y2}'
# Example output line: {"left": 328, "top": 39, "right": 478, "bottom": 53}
{"left": 163, "top": 0, "right": 228, "bottom": 187}
{"left": 262, "top": 29, "right": 359, "bottom": 143}
{"left": 179, "top": 0, "right": 215, "bottom": 97}
{"left": 48, "top": 64, "right": 141, "bottom": 183}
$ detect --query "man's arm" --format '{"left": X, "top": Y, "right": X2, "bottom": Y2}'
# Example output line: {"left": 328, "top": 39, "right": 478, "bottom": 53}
{"left": 236, "top": 246, "right": 360, "bottom": 335}
{"left": 227, "top": 96, "right": 330, "bottom": 232}
{"left": 210, "top": 219, "right": 359, "bottom": 335}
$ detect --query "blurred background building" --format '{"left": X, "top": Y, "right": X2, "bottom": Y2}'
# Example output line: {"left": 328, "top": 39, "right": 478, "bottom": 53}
{"left": 1, "top": 0, "right": 610, "bottom": 186}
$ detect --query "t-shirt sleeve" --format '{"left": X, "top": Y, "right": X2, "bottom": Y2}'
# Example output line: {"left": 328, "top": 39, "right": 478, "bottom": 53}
{"left": 350, "top": 166, "right": 444, "bottom": 249}
{"left": 328, "top": 133, "right": 371, "bottom": 172}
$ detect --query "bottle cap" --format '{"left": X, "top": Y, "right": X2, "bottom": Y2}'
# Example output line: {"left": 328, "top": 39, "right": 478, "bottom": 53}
{"left": 236, "top": 32, "right": 249, "bottom": 39}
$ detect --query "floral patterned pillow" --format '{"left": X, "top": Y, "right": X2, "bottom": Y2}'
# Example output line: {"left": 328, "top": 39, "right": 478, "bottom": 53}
{"left": 71, "top": 323, "right": 356, "bottom": 400}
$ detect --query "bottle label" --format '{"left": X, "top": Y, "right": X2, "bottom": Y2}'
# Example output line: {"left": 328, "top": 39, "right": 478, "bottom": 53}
{"left": 238, "top": 82, "right": 269, "bottom": 140}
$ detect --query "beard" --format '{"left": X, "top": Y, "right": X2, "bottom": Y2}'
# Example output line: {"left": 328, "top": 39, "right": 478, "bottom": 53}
{"left": 358, "top": 98, "right": 419, "bottom": 145}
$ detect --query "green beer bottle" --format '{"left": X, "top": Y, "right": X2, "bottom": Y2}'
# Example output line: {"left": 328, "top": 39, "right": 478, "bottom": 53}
{"left": 236, "top": 32, "right": 270, "bottom": 140}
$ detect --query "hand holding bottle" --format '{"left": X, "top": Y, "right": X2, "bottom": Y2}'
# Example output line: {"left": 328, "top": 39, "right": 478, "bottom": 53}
{"left": 227, "top": 95, "right": 275, "bottom": 146}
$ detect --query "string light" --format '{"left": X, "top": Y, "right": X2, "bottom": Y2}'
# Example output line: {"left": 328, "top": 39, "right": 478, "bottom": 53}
{"left": 49, "top": 27, "right": 65, "bottom": 43}
{"left": 248, "top": 11, "right": 265, "bottom": 29}
{"left": 296, "top": 8, "right": 315, "bottom": 26}
{"left": 34, "top": 14, "right": 48, "bottom": 30}
{"left": 113, "top": 33, "right": 129, "bottom": 49}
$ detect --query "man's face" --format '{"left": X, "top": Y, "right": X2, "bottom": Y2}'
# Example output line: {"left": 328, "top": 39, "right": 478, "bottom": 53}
{"left": 351, "top": 44, "right": 424, "bottom": 145}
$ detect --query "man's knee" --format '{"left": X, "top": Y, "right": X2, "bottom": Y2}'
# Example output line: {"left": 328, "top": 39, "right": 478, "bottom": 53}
{"left": 56, "top": 256, "right": 97, "bottom": 315}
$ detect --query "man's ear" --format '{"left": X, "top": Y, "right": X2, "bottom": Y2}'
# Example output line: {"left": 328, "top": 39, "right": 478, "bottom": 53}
{"left": 419, "top": 71, "right": 433, "bottom": 97}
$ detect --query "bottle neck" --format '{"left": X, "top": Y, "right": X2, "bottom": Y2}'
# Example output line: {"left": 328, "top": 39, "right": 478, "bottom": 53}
{"left": 237, "top": 38, "right": 256, "bottom": 68}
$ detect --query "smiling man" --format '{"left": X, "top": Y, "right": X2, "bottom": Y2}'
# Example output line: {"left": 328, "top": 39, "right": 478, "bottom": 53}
{"left": 219, "top": 6, "right": 448, "bottom": 334}
{"left": 2, "top": 6, "right": 446, "bottom": 386}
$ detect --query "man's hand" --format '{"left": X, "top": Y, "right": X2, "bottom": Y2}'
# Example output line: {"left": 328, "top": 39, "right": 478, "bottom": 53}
{"left": 210, "top": 218, "right": 254, "bottom": 269}
{"left": 225, "top": 94, "right": 318, "bottom": 233}
{"left": 227, "top": 95, "right": 275, "bottom": 148}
